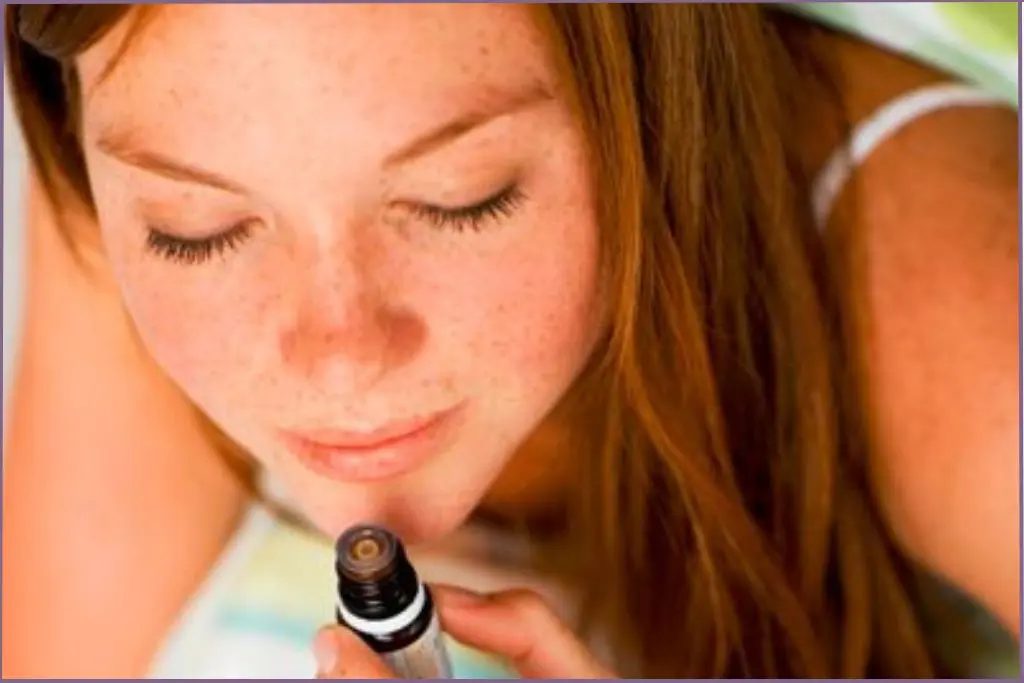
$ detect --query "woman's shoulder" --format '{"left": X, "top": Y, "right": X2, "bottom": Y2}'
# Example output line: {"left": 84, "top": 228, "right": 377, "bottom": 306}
{"left": 811, "top": 31, "right": 1019, "bottom": 636}
{"left": 806, "top": 27, "right": 1016, "bottom": 218}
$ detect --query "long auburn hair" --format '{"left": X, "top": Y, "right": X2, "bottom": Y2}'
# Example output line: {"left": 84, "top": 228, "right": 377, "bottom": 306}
{"left": 6, "top": 4, "right": 935, "bottom": 677}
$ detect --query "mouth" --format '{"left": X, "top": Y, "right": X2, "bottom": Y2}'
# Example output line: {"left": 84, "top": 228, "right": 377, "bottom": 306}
{"left": 281, "top": 403, "right": 465, "bottom": 483}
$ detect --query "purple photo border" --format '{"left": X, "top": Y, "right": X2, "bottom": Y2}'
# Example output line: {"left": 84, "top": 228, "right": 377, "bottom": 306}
{"left": 0, "top": 1, "right": 1020, "bottom": 680}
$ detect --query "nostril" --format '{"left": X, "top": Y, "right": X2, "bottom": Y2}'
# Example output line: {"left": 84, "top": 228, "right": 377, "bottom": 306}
{"left": 278, "top": 303, "right": 426, "bottom": 386}
{"left": 386, "top": 308, "right": 427, "bottom": 366}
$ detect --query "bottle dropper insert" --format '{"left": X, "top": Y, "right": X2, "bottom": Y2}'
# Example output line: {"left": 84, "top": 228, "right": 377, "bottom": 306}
{"left": 337, "top": 525, "right": 398, "bottom": 582}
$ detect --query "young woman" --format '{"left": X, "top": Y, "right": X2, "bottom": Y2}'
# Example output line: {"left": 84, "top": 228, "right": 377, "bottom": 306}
{"left": 3, "top": 3, "right": 1018, "bottom": 678}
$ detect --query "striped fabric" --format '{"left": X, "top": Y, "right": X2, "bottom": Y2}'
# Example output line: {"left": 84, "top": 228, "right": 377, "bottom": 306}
{"left": 149, "top": 507, "right": 518, "bottom": 678}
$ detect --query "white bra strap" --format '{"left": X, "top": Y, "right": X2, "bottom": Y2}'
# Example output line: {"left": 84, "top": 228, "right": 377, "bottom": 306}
{"left": 811, "top": 83, "right": 1008, "bottom": 227}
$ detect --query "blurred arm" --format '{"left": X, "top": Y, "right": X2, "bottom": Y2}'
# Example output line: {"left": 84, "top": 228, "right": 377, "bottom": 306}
{"left": 2, "top": 172, "right": 250, "bottom": 676}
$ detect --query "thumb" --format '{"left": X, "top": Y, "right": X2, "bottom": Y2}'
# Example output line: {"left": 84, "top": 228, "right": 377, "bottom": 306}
{"left": 313, "top": 626, "right": 397, "bottom": 679}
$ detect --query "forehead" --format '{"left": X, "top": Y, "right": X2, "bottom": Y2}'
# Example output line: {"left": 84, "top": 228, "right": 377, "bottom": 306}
{"left": 77, "top": 4, "right": 557, "bottom": 154}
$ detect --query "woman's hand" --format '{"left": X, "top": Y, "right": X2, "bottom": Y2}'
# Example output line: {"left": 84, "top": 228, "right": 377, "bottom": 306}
{"left": 313, "top": 585, "right": 616, "bottom": 679}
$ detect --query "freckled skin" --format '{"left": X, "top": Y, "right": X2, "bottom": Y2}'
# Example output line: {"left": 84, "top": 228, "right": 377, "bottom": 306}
{"left": 76, "top": 4, "right": 603, "bottom": 542}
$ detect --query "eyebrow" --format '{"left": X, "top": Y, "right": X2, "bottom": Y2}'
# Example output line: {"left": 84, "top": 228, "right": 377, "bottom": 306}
{"left": 92, "top": 84, "right": 554, "bottom": 194}
{"left": 94, "top": 133, "right": 249, "bottom": 194}
{"left": 382, "top": 85, "right": 553, "bottom": 168}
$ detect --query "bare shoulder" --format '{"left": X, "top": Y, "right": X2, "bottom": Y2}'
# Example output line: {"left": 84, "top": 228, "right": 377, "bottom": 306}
{"left": 2, "top": 172, "right": 249, "bottom": 675}
{"left": 823, "top": 35, "right": 1019, "bottom": 633}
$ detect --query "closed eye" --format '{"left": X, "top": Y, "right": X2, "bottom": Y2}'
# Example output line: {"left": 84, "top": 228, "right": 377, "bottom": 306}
{"left": 411, "top": 183, "right": 525, "bottom": 232}
{"left": 145, "top": 220, "right": 257, "bottom": 265}
{"left": 144, "top": 184, "right": 525, "bottom": 266}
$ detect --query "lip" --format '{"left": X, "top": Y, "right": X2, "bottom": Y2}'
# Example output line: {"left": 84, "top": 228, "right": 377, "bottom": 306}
{"left": 281, "top": 403, "right": 465, "bottom": 483}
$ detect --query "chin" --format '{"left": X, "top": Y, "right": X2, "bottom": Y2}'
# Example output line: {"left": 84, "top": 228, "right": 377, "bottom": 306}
{"left": 297, "top": 478, "right": 487, "bottom": 548}
{"left": 257, "top": 418, "right": 522, "bottom": 547}
{"left": 385, "top": 506, "right": 476, "bottom": 547}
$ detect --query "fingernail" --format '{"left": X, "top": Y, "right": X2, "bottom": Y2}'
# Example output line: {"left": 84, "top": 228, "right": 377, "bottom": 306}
{"left": 433, "top": 585, "right": 489, "bottom": 608}
{"left": 312, "top": 628, "right": 340, "bottom": 674}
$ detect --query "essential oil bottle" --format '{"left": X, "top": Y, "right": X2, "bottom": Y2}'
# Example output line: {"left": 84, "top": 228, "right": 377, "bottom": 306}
{"left": 334, "top": 524, "right": 454, "bottom": 679}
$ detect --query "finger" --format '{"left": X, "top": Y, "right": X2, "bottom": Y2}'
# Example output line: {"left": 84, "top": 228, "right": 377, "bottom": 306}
{"left": 432, "top": 585, "right": 615, "bottom": 679}
{"left": 313, "top": 626, "right": 397, "bottom": 679}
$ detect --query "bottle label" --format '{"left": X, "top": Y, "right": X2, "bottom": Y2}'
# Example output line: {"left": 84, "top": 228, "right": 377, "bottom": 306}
{"left": 381, "top": 613, "right": 453, "bottom": 679}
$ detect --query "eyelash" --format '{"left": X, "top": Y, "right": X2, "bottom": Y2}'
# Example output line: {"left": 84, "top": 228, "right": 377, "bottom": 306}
{"left": 411, "top": 184, "right": 524, "bottom": 233}
{"left": 145, "top": 220, "right": 256, "bottom": 266}
{"left": 144, "top": 184, "right": 525, "bottom": 266}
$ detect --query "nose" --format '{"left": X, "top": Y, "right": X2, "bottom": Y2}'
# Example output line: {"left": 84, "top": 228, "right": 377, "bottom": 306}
{"left": 278, "top": 235, "right": 424, "bottom": 391}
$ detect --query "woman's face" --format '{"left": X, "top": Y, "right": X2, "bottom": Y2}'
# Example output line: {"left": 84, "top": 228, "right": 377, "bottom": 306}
{"left": 77, "top": 4, "right": 602, "bottom": 542}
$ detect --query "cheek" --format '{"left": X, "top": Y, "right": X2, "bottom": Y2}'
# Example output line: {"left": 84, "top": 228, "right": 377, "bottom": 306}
{"left": 432, "top": 194, "right": 602, "bottom": 399}
{"left": 480, "top": 238, "right": 598, "bottom": 375}
{"left": 469, "top": 150, "right": 602, "bottom": 391}
{"left": 122, "top": 270, "right": 257, "bottom": 400}
{"left": 95, "top": 219, "right": 272, "bottom": 409}
{"left": 89, "top": 175, "right": 286, "bottom": 405}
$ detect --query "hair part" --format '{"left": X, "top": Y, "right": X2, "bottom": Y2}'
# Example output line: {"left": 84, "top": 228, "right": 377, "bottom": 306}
{"left": 7, "top": 3, "right": 935, "bottom": 676}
